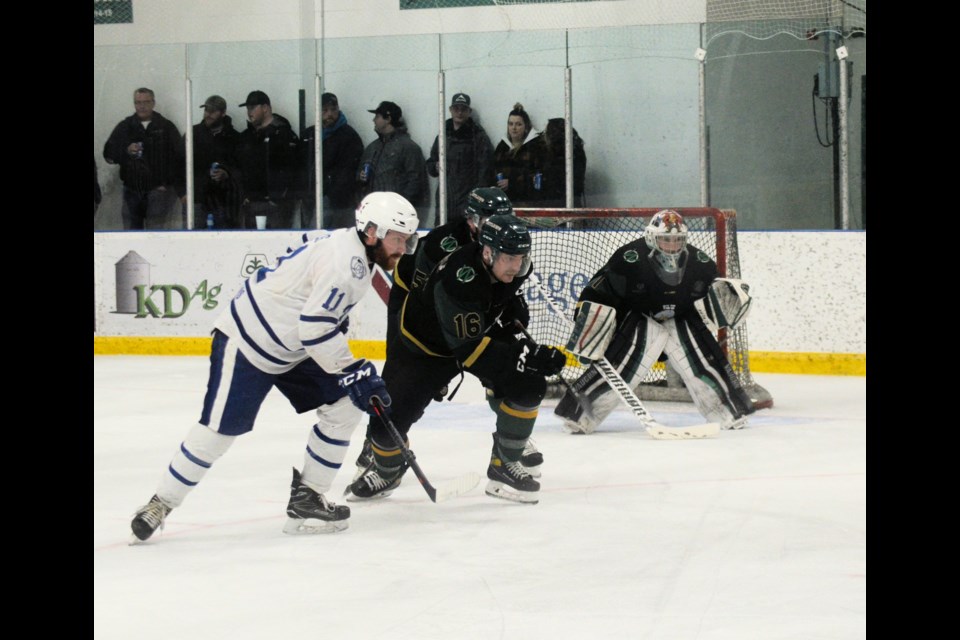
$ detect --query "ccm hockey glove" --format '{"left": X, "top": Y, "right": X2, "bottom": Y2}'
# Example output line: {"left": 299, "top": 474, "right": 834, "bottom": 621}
{"left": 338, "top": 360, "right": 390, "bottom": 415}
{"left": 517, "top": 340, "right": 566, "bottom": 376}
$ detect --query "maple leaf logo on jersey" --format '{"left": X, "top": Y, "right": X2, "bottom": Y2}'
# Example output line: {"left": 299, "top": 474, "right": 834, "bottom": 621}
{"left": 456, "top": 266, "right": 476, "bottom": 283}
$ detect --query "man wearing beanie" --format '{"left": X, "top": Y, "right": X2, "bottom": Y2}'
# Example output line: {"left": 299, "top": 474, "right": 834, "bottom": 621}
{"left": 301, "top": 92, "right": 364, "bottom": 228}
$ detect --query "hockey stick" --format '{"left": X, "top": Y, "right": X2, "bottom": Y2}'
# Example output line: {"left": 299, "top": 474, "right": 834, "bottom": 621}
{"left": 369, "top": 396, "right": 481, "bottom": 502}
{"left": 527, "top": 275, "right": 720, "bottom": 440}
{"left": 511, "top": 320, "right": 596, "bottom": 423}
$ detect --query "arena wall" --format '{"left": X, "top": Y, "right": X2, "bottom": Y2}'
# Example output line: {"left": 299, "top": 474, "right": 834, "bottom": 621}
{"left": 93, "top": 229, "right": 866, "bottom": 375}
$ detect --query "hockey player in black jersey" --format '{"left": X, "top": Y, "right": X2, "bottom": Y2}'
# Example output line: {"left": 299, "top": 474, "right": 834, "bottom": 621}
{"left": 347, "top": 213, "right": 565, "bottom": 504}
{"left": 555, "top": 209, "right": 756, "bottom": 434}
{"left": 353, "top": 187, "right": 542, "bottom": 477}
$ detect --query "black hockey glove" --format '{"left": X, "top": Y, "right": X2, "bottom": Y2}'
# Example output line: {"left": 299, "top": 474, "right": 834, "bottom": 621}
{"left": 338, "top": 360, "right": 391, "bottom": 415}
{"left": 516, "top": 339, "right": 566, "bottom": 376}
{"left": 505, "top": 292, "right": 530, "bottom": 329}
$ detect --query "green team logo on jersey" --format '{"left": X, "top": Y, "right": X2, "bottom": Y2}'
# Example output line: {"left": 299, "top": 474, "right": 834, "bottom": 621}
{"left": 456, "top": 266, "right": 476, "bottom": 283}
{"left": 623, "top": 250, "right": 639, "bottom": 263}
{"left": 696, "top": 249, "right": 710, "bottom": 263}
{"left": 440, "top": 236, "right": 459, "bottom": 253}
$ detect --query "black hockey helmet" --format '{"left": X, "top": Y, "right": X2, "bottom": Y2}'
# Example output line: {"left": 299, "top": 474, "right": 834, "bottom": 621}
{"left": 464, "top": 187, "right": 513, "bottom": 225}
{"left": 479, "top": 214, "right": 531, "bottom": 256}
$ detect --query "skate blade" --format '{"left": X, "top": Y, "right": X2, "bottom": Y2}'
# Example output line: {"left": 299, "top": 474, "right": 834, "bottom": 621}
{"left": 282, "top": 517, "right": 349, "bottom": 535}
{"left": 344, "top": 488, "right": 395, "bottom": 503}
{"left": 484, "top": 480, "right": 539, "bottom": 504}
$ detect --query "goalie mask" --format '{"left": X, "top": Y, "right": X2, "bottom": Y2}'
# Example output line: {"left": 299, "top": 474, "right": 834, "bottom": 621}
{"left": 355, "top": 192, "right": 420, "bottom": 254}
{"left": 644, "top": 209, "right": 688, "bottom": 284}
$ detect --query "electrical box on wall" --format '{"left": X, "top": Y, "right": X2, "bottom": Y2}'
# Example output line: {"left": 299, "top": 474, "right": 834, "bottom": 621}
{"left": 815, "top": 60, "right": 853, "bottom": 99}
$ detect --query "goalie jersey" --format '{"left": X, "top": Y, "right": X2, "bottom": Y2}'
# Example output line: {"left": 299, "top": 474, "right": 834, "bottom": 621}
{"left": 399, "top": 241, "right": 529, "bottom": 382}
{"left": 580, "top": 238, "right": 718, "bottom": 322}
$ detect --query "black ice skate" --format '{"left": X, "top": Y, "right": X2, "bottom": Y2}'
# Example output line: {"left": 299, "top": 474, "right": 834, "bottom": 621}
{"left": 486, "top": 454, "right": 540, "bottom": 504}
{"left": 353, "top": 438, "right": 374, "bottom": 481}
{"left": 520, "top": 438, "right": 544, "bottom": 478}
{"left": 130, "top": 494, "right": 174, "bottom": 542}
{"left": 283, "top": 468, "right": 350, "bottom": 534}
{"left": 346, "top": 462, "right": 408, "bottom": 501}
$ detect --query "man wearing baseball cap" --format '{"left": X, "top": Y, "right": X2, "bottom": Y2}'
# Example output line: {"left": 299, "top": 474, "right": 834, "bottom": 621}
{"left": 178, "top": 94, "right": 242, "bottom": 228}
{"left": 426, "top": 92, "right": 494, "bottom": 225}
{"left": 356, "top": 100, "right": 429, "bottom": 225}
{"left": 235, "top": 90, "right": 302, "bottom": 229}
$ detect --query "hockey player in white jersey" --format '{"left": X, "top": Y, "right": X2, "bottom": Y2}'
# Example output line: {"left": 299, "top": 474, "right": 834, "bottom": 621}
{"left": 130, "top": 192, "right": 419, "bottom": 542}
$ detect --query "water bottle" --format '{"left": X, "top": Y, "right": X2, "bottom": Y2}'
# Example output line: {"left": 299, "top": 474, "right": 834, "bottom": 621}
{"left": 361, "top": 162, "right": 373, "bottom": 183}
{"left": 533, "top": 171, "right": 542, "bottom": 191}
{"left": 496, "top": 172, "right": 504, "bottom": 182}
{"left": 210, "top": 162, "right": 220, "bottom": 177}
{"left": 206, "top": 213, "right": 215, "bottom": 230}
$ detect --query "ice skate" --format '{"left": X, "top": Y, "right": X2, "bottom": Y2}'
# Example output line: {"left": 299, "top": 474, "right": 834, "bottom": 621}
{"left": 283, "top": 468, "right": 350, "bottom": 534}
{"left": 520, "top": 437, "right": 543, "bottom": 478}
{"left": 486, "top": 440, "right": 540, "bottom": 504}
{"left": 346, "top": 461, "right": 408, "bottom": 501}
{"left": 130, "top": 494, "right": 174, "bottom": 543}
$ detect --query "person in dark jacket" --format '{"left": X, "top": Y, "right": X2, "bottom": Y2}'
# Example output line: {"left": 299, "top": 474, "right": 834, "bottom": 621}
{"left": 235, "top": 90, "right": 301, "bottom": 229}
{"left": 103, "top": 88, "right": 183, "bottom": 229}
{"left": 426, "top": 93, "right": 495, "bottom": 225}
{"left": 537, "top": 117, "right": 587, "bottom": 208}
{"left": 493, "top": 103, "right": 546, "bottom": 208}
{"left": 301, "top": 92, "right": 364, "bottom": 229}
{"left": 179, "top": 95, "right": 243, "bottom": 229}
{"left": 357, "top": 101, "right": 429, "bottom": 225}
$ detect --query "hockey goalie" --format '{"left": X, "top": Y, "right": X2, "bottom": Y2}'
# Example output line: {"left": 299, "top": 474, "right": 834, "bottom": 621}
{"left": 554, "top": 209, "right": 756, "bottom": 434}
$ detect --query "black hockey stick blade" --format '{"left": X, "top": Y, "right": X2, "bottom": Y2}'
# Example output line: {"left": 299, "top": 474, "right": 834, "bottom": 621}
{"left": 370, "top": 397, "right": 479, "bottom": 503}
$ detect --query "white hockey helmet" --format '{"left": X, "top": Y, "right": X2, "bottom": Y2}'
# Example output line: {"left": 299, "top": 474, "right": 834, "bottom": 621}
{"left": 355, "top": 192, "right": 420, "bottom": 254}
{"left": 644, "top": 209, "right": 688, "bottom": 274}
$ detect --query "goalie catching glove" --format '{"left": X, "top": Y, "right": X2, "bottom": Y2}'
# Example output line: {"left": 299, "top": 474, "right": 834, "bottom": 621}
{"left": 693, "top": 278, "right": 752, "bottom": 333}
{"left": 516, "top": 339, "right": 566, "bottom": 376}
{"left": 338, "top": 360, "right": 391, "bottom": 415}
{"left": 565, "top": 301, "right": 617, "bottom": 364}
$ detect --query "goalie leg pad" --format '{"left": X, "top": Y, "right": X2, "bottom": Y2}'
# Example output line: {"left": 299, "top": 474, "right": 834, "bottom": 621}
{"left": 663, "top": 316, "right": 754, "bottom": 428}
{"left": 565, "top": 301, "right": 617, "bottom": 364}
{"left": 554, "top": 312, "right": 668, "bottom": 433}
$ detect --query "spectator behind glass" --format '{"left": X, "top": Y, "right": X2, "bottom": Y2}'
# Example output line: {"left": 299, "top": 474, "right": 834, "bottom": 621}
{"left": 103, "top": 88, "right": 184, "bottom": 229}
{"left": 493, "top": 103, "right": 545, "bottom": 208}
{"left": 179, "top": 95, "right": 243, "bottom": 229}
{"left": 538, "top": 117, "right": 587, "bottom": 208}
{"left": 301, "top": 92, "right": 363, "bottom": 229}
{"left": 425, "top": 93, "right": 495, "bottom": 225}
{"left": 236, "top": 90, "right": 302, "bottom": 229}
{"left": 357, "top": 101, "right": 429, "bottom": 226}
{"left": 94, "top": 157, "right": 102, "bottom": 219}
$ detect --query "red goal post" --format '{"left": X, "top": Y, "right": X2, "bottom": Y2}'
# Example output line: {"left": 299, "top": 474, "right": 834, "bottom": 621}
{"left": 514, "top": 207, "right": 773, "bottom": 410}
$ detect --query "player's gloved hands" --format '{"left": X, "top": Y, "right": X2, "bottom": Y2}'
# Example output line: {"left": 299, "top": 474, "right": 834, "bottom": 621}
{"left": 516, "top": 340, "right": 566, "bottom": 376}
{"left": 505, "top": 292, "right": 530, "bottom": 329}
{"left": 338, "top": 360, "right": 391, "bottom": 415}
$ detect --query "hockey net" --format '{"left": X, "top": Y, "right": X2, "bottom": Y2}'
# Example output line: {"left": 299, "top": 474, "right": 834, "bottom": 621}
{"left": 515, "top": 207, "right": 774, "bottom": 410}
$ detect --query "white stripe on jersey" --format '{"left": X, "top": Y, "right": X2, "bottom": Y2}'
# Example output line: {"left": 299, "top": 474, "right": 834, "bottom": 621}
{"left": 214, "top": 229, "right": 373, "bottom": 375}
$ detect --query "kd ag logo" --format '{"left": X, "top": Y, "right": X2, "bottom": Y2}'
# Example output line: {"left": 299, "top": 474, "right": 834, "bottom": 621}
{"left": 114, "top": 250, "right": 222, "bottom": 318}
{"left": 242, "top": 254, "right": 269, "bottom": 277}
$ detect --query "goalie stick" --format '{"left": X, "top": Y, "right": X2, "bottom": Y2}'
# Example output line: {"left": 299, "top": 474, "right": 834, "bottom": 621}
{"left": 527, "top": 274, "right": 720, "bottom": 440}
{"left": 369, "top": 396, "right": 481, "bottom": 502}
